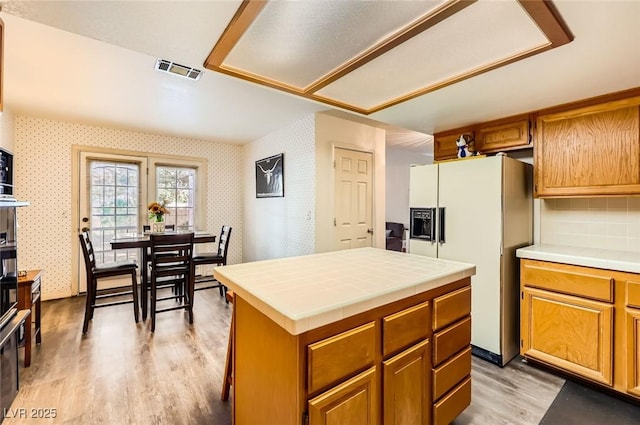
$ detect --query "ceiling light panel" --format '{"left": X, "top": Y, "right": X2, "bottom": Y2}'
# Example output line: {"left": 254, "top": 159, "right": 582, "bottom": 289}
{"left": 316, "top": 0, "right": 548, "bottom": 109}
{"left": 205, "top": 0, "right": 573, "bottom": 114}
{"left": 223, "top": 0, "right": 447, "bottom": 89}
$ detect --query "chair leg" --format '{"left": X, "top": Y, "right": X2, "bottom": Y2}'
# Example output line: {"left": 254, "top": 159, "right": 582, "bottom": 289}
{"left": 82, "top": 278, "right": 94, "bottom": 333}
{"left": 89, "top": 278, "right": 98, "bottom": 320}
{"left": 150, "top": 277, "right": 157, "bottom": 333}
{"left": 131, "top": 271, "right": 140, "bottom": 323}
{"left": 187, "top": 273, "right": 194, "bottom": 324}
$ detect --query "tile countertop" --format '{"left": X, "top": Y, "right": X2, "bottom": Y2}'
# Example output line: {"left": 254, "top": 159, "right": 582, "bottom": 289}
{"left": 516, "top": 244, "right": 640, "bottom": 274}
{"left": 214, "top": 247, "right": 475, "bottom": 335}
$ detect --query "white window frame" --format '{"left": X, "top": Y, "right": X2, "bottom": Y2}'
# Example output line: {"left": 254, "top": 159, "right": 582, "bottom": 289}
{"left": 148, "top": 156, "right": 207, "bottom": 231}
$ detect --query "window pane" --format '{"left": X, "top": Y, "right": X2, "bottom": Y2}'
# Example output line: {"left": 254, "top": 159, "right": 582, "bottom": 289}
{"left": 155, "top": 166, "right": 196, "bottom": 230}
{"left": 89, "top": 161, "right": 140, "bottom": 265}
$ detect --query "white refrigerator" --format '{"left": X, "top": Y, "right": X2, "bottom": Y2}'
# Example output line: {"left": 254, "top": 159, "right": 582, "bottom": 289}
{"left": 409, "top": 155, "right": 532, "bottom": 366}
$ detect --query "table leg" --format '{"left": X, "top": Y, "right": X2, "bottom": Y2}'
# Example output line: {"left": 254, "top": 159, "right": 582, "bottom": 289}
{"left": 24, "top": 310, "right": 32, "bottom": 367}
{"left": 141, "top": 247, "right": 148, "bottom": 320}
{"left": 35, "top": 294, "right": 41, "bottom": 345}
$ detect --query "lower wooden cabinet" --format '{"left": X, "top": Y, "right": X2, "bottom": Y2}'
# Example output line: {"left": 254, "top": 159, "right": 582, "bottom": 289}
{"left": 233, "top": 278, "right": 473, "bottom": 425}
{"left": 521, "top": 286, "right": 613, "bottom": 385}
{"left": 627, "top": 308, "right": 640, "bottom": 397}
{"left": 382, "top": 339, "right": 431, "bottom": 425}
{"left": 309, "top": 367, "right": 379, "bottom": 425}
{"left": 520, "top": 259, "right": 640, "bottom": 401}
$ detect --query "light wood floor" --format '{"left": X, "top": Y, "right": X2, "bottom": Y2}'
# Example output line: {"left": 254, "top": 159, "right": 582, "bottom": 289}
{"left": 8, "top": 291, "right": 564, "bottom": 424}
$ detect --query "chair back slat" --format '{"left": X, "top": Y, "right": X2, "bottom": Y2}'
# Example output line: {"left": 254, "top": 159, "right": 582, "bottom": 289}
{"left": 150, "top": 233, "right": 195, "bottom": 278}
{"left": 79, "top": 230, "right": 97, "bottom": 270}
{"left": 217, "top": 226, "right": 233, "bottom": 263}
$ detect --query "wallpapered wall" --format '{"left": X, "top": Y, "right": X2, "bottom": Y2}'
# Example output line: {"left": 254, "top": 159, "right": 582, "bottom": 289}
{"left": 242, "top": 114, "right": 315, "bottom": 262}
{"left": 14, "top": 115, "right": 243, "bottom": 300}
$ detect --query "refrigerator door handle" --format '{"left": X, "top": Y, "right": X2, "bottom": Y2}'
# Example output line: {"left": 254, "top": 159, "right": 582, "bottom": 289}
{"left": 430, "top": 207, "right": 437, "bottom": 243}
{"left": 439, "top": 207, "right": 446, "bottom": 243}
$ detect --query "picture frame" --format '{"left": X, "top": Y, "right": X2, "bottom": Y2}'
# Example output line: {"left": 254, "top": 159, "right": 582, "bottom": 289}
{"left": 255, "top": 153, "right": 284, "bottom": 198}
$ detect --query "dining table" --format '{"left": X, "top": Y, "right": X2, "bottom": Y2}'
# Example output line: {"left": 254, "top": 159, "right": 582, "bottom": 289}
{"left": 110, "top": 231, "right": 217, "bottom": 319}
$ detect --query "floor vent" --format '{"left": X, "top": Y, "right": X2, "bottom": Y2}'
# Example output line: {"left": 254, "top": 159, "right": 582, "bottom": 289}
{"left": 155, "top": 59, "right": 202, "bottom": 81}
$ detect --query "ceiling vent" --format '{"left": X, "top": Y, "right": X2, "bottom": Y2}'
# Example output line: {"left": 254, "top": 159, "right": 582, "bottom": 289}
{"left": 155, "top": 59, "right": 202, "bottom": 81}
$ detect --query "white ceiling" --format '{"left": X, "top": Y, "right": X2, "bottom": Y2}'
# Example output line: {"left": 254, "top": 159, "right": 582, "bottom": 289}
{"left": 1, "top": 1, "right": 640, "bottom": 154}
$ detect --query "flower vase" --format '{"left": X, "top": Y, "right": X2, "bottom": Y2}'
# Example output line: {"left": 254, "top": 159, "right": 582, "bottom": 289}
{"left": 151, "top": 220, "right": 165, "bottom": 233}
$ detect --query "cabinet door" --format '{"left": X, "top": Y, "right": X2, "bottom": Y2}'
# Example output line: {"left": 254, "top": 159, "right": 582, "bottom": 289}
{"left": 433, "top": 128, "right": 474, "bottom": 162}
{"left": 521, "top": 286, "right": 613, "bottom": 385}
{"left": 475, "top": 115, "right": 530, "bottom": 153}
{"left": 535, "top": 96, "right": 640, "bottom": 197}
{"left": 382, "top": 339, "right": 431, "bottom": 425}
{"left": 626, "top": 308, "right": 640, "bottom": 397}
{"left": 308, "top": 367, "right": 379, "bottom": 425}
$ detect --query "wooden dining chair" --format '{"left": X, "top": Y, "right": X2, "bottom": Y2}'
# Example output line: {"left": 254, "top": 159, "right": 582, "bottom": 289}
{"left": 193, "top": 225, "right": 232, "bottom": 300}
{"left": 79, "top": 230, "right": 140, "bottom": 333}
{"left": 148, "top": 232, "right": 195, "bottom": 332}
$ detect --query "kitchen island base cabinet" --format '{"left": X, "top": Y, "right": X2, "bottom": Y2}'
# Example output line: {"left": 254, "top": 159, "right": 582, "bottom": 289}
{"left": 232, "top": 279, "right": 472, "bottom": 425}
{"left": 309, "top": 367, "right": 379, "bottom": 425}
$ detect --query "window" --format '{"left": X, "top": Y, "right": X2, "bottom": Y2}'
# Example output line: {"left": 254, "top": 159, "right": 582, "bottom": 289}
{"left": 88, "top": 160, "right": 140, "bottom": 264}
{"left": 156, "top": 166, "right": 196, "bottom": 230}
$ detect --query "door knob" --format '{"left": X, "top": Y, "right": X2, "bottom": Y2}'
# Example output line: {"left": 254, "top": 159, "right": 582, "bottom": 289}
{"left": 367, "top": 228, "right": 374, "bottom": 234}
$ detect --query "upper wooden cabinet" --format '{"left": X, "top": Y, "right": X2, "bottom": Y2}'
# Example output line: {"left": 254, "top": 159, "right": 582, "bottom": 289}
{"left": 0, "top": 18, "right": 4, "bottom": 112}
{"left": 433, "top": 127, "right": 474, "bottom": 162}
{"left": 433, "top": 115, "right": 531, "bottom": 161}
{"left": 475, "top": 114, "right": 531, "bottom": 154}
{"left": 534, "top": 95, "right": 640, "bottom": 197}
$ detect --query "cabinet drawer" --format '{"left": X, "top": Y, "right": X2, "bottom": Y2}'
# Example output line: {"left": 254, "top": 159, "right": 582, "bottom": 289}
{"left": 433, "top": 347, "right": 471, "bottom": 401}
{"left": 433, "top": 376, "right": 471, "bottom": 425}
{"left": 522, "top": 260, "right": 614, "bottom": 302}
{"left": 433, "top": 317, "right": 471, "bottom": 366}
{"left": 308, "top": 321, "right": 377, "bottom": 394}
{"left": 628, "top": 281, "right": 640, "bottom": 308}
{"left": 432, "top": 286, "right": 471, "bottom": 331}
{"left": 382, "top": 301, "right": 430, "bottom": 358}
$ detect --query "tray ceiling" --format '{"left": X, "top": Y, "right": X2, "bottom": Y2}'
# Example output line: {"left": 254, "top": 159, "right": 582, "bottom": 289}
{"left": 205, "top": 0, "right": 573, "bottom": 115}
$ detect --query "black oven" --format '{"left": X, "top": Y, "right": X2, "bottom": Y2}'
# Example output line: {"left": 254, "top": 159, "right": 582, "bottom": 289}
{"left": 410, "top": 207, "right": 436, "bottom": 241}
{"left": 0, "top": 206, "right": 17, "bottom": 326}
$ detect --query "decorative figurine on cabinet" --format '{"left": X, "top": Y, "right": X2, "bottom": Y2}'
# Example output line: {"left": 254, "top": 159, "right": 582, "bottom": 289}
{"left": 456, "top": 134, "right": 479, "bottom": 158}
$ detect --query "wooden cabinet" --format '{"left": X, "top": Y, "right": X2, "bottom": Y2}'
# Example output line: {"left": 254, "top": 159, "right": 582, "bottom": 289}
{"left": 520, "top": 259, "right": 640, "bottom": 401}
{"left": 475, "top": 114, "right": 531, "bottom": 154}
{"left": 0, "top": 17, "right": 3, "bottom": 112}
{"left": 433, "top": 115, "right": 531, "bottom": 161}
{"left": 433, "top": 127, "right": 474, "bottom": 162}
{"left": 534, "top": 95, "right": 640, "bottom": 197}
{"left": 430, "top": 288, "right": 472, "bottom": 425}
{"left": 382, "top": 340, "right": 430, "bottom": 425}
{"left": 626, "top": 281, "right": 640, "bottom": 397}
{"left": 233, "top": 278, "right": 472, "bottom": 425}
{"left": 521, "top": 286, "right": 613, "bottom": 385}
{"left": 309, "top": 367, "right": 379, "bottom": 425}
{"left": 626, "top": 308, "right": 640, "bottom": 397}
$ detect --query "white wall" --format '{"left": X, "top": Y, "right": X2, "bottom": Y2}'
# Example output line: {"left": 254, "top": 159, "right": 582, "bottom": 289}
{"left": 0, "top": 110, "right": 16, "bottom": 152}
{"left": 315, "top": 112, "right": 386, "bottom": 253}
{"left": 385, "top": 147, "right": 431, "bottom": 227}
{"left": 242, "top": 115, "right": 316, "bottom": 262}
{"left": 15, "top": 115, "right": 243, "bottom": 300}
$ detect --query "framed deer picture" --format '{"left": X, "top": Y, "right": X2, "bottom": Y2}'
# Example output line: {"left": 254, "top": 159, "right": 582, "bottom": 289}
{"left": 255, "top": 153, "right": 284, "bottom": 198}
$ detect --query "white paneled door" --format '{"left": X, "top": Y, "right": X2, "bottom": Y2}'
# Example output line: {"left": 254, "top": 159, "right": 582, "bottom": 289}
{"left": 77, "top": 151, "right": 148, "bottom": 293}
{"left": 334, "top": 148, "right": 373, "bottom": 250}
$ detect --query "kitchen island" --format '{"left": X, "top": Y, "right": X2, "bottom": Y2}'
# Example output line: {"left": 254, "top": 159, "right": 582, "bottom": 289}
{"left": 214, "top": 247, "right": 476, "bottom": 425}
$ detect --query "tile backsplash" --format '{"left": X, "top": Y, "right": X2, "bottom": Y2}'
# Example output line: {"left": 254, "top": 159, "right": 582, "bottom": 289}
{"left": 540, "top": 197, "right": 640, "bottom": 252}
